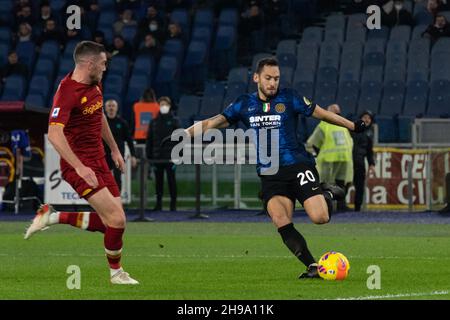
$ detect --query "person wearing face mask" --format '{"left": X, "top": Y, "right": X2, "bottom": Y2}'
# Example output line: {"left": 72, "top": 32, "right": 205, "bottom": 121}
{"left": 146, "top": 20, "right": 166, "bottom": 44}
{"left": 113, "top": 9, "right": 137, "bottom": 35}
{"left": 306, "top": 104, "right": 354, "bottom": 212}
{"left": 146, "top": 96, "right": 180, "bottom": 212}
{"left": 380, "top": 0, "right": 414, "bottom": 27}
{"left": 351, "top": 110, "right": 375, "bottom": 212}
{"left": 422, "top": 14, "right": 450, "bottom": 43}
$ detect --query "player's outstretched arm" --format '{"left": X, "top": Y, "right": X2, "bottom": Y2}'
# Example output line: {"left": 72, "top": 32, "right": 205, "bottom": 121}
{"left": 48, "top": 124, "right": 99, "bottom": 188}
{"left": 160, "top": 114, "right": 230, "bottom": 147}
{"left": 184, "top": 114, "right": 230, "bottom": 137}
{"left": 312, "top": 104, "right": 366, "bottom": 132}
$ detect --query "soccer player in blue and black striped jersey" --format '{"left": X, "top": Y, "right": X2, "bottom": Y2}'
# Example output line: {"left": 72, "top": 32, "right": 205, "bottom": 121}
{"left": 184, "top": 58, "right": 366, "bottom": 278}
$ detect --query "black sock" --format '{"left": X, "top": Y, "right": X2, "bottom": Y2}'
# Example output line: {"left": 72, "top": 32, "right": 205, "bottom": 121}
{"left": 323, "top": 191, "right": 333, "bottom": 219}
{"left": 278, "top": 223, "right": 316, "bottom": 267}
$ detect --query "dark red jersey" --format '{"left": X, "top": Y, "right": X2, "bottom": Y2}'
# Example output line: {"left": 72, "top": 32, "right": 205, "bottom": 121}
{"left": 49, "top": 72, "right": 105, "bottom": 166}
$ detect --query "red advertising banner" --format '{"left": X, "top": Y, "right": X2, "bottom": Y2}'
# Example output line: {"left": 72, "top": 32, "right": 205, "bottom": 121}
{"left": 346, "top": 147, "right": 450, "bottom": 210}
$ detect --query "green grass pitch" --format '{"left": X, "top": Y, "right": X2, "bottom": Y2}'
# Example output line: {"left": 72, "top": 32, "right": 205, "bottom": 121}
{"left": 0, "top": 221, "right": 449, "bottom": 300}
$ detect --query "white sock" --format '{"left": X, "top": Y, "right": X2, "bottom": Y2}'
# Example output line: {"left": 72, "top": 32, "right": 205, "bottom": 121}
{"left": 110, "top": 267, "right": 123, "bottom": 277}
{"left": 48, "top": 212, "right": 60, "bottom": 225}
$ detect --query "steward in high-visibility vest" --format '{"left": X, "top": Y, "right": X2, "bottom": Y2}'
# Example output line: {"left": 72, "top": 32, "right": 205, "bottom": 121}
{"left": 133, "top": 101, "right": 160, "bottom": 141}
{"left": 306, "top": 104, "right": 353, "bottom": 211}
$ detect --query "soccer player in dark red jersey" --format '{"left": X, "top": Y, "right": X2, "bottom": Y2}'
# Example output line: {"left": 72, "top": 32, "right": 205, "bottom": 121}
{"left": 24, "top": 41, "right": 138, "bottom": 285}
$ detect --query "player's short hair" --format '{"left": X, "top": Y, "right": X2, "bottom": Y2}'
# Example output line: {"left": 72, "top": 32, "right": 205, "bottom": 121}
{"left": 73, "top": 41, "right": 106, "bottom": 64}
{"left": 255, "top": 57, "right": 279, "bottom": 74}
{"left": 158, "top": 96, "right": 171, "bottom": 105}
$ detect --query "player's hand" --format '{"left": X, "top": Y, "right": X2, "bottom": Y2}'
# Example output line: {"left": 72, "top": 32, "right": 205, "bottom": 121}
{"left": 353, "top": 119, "right": 367, "bottom": 133}
{"left": 75, "top": 165, "right": 99, "bottom": 188}
{"left": 130, "top": 156, "right": 137, "bottom": 168}
{"left": 111, "top": 149, "right": 126, "bottom": 173}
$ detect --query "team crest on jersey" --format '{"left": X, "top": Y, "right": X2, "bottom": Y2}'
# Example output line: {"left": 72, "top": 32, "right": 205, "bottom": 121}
{"left": 51, "top": 107, "right": 60, "bottom": 118}
{"left": 81, "top": 96, "right": 87, "bottom": 104}
{"left": 275, "top": 103, "right": 286, "bottom": 113}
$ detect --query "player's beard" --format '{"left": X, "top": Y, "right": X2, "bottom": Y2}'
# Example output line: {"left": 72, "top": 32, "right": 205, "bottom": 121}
{"left": 89, "top": 72, "right": 102, "bottom": 85}
{"left": 260, "top": 86, "right": 278, "bottom": 100}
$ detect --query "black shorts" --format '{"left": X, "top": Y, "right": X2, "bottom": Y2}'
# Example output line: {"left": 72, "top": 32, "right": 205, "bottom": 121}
{"left": 259, "top": 162, "right": 322, "bottom": 208}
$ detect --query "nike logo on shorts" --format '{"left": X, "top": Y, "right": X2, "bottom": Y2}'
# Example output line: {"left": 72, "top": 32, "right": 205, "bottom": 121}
{"left": 312, "top": 187, "right": 319, "bottom": 190}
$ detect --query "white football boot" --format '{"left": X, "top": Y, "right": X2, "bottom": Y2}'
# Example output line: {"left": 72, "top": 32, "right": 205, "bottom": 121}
{"left": 24, "top": 204, "right": 53, "bottom": 240}
{"left": 110, "top": 270, "right": 139, "bottom": 285}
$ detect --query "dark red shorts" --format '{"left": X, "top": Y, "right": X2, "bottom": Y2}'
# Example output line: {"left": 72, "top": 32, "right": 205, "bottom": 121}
{"left": 61, "top": 157, "right": 120, "bottom": 199}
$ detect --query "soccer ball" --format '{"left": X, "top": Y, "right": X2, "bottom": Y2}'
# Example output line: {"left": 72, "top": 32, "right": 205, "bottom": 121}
{"left": 317, "top": 251, "right": 350, "bottom": 280}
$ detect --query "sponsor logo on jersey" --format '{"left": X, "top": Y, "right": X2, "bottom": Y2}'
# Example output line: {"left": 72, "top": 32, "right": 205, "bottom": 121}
{"left": 82, "top": 100, "right": 103, "bottom": 115}
{"left": 249, "top": 114, "right": 281, "bottom": 128}
{"left": 51, "top": 107, "right": 60, "bottom": 118}
{"left": 275, "top": 103, "right": 286, "bottom": 113}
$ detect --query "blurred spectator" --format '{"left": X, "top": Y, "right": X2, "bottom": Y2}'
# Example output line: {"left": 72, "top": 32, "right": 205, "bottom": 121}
{"left": 422, "top": 14, "right": 450, "bottom": 43}
{"left": 146, "top": 96, "right": 180, "bottom": 212}
{"left": 344, "top": 0, "right": 370, "bottom": 14}
{"left": 0, "top": 51, "right": 29, "bottom": 82}
{"left": 263, "top": 0, "right": 288, "bottom": 47}
{"left": 167, "top": 22, "right": 183, "bottom": 41}
{"left": 111, "top": 35, "right": 133, "bottom": 57}
{"left": 138, "top": 33, "right": 162, "bottom": 60}
{"left": 139, "top": 5, "right": 165, "bottom": 31}
{"left": 306, "top": 104, "right": 354, "bottom": 212}
{"left": 16, "top": 23, "right": 33, "bottom": 43}
{"left": 113, "top": 9, "right": 138, "bottom": 35}
{"left": 131, "top": 88, "right": 160, "bottom": 141}
{"left": 427, "top": 0, "right": 443, "bottom": 16}
{"left": 144, "top": 19, "right": 166, "bottom": 44}
{"left": 351, "top": 111, "right": 375, "bottom": 212}
{"left": 38, "top": 19, "right": 64, "bottom": 45}
{"left": 104, "top": 99, "right": 137, "bottom": 191}
{"left": 15, "top": 4, "right": 34, "bottom": 29}
{"left": 65, "top": 28, "right": 83, "bottom": 44}
{"left": 442, "top": 0, "right": 450, "bottom": 10}
{"left": 380, "top": 0, "right": 414, "bottom": 27}
{"left": 240, "top": 2, "right": 265, "bottom": 54}
{"left": 93, "top": 30, "right": 113, "bottom": 58}
{"left": 37, "top": 2, "right": 55, "bottom": 30}
{"left": 14, "top": 0, "right": 30, "bottom": 12}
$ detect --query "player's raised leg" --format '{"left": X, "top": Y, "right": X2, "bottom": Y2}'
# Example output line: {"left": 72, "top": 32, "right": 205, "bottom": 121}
{"left": 266, "top": 195, "right": 319, "bottom": 279}
{"left": 87, "top": 187, "right": 138, "bottom": 285}
{"left": 24, "top": 204, "right": 106, "bottom": 239}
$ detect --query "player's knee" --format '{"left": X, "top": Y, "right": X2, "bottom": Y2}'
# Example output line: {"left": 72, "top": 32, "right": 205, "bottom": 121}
{"left": 107, "top": 210, "right": 126, "bottom": 228}
{"left": 311, "top": 210, "right": 330, "bottom": 225}
{"left": 272, "top": 215, "right": 291, "bottom": 228}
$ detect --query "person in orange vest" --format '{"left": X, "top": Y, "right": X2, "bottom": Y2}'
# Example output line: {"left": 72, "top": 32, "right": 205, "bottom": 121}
{"left": 131, "top": 88, "right": 160, "bottom": 142}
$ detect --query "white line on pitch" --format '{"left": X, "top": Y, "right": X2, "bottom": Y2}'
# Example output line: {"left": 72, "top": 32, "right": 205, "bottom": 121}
{"left": 2, "top": 253, "right": 450, "bottom": 260}
{"left": 335, "top": 290, "right": 449, "bottom": 300}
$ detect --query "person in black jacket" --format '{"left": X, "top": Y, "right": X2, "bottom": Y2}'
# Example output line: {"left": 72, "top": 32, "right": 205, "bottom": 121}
{"left": 146, "top": 96, "right": 180, "bottom": 211}
{"left": 104, "top": 99, "right": 137, "bottom": 191}
{"left": 422, "top": 14, "right": 450, "bottom": 44}
{"left": 351, "top": 110, "right": 375, "bottom": 212}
